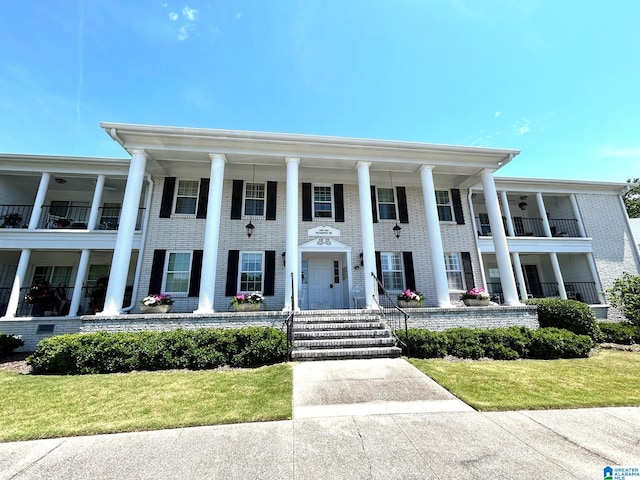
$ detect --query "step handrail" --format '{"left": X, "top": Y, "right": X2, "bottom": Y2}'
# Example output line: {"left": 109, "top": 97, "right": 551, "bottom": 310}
{"left": 371, "top": 272, "right": 410, "bottom": 358}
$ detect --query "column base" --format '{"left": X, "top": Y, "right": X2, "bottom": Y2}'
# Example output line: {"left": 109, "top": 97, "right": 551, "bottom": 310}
{"left": 193, "top": 308, "right": 215, "bottom": 315}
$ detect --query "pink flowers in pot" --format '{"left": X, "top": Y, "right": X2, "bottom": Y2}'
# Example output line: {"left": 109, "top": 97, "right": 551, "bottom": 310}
{"left": 230, "top": 291, "right": 264, "bottom": 307}
{"left": 140, "top": 293, "right": 174, "bottom": 306}
{"left": 397, "top": 289, "right": 424, "bottom": 304}
{"left": 460, "top": 287, "right": 490, "bottom": 301}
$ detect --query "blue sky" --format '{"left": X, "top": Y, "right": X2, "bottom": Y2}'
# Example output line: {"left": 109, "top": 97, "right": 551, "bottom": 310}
{"left": 1, "top": 1, "right": 639, "bottom": 182}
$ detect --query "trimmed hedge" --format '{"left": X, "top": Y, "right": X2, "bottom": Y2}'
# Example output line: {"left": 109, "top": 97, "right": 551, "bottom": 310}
{"left": 0, "top": 333, "right": 24, "bottom": 358}
{"left": 397, "top": 326, "right": 594, "bottom": 360}
{"left": 598, "top": 322, "right": 640, "bottom": 345}
{"left": 526, "top": 298, "right": 601, "bottom": 340}
{"left": 26, "top": 327, "right": 287, "bottom": 375}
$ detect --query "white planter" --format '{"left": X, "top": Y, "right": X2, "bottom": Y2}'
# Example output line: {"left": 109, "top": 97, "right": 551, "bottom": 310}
{"left": 234, "top": 303, "right": 261, "bottom": 312}
{"left": 398, "top": 300, "right": 422, "bottom": 308}
{"left": 462, "top": 298, "right": 490, "bottom": 307}
{"left": 140, "top": 304, "right": 172, "bottom": 314}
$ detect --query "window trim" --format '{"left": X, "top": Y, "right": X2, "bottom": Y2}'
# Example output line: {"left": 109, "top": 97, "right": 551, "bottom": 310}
{"left": 312, "top": 184, "right": 334, "bottom": 219}
{"left": 162, "top": 251, "right": 193, "bottom": 296}
{"left": 444, "top": 252, "right": 464, "bottom": 291}
{"left": 436, "top": 190, "right": 454, "bottom": 222}
{"left": 172, "top": 179, "right": 200, "bottom": 216}
{"left": 238, "top": 251, "right": 265, "bottom": 293}
{"left": 242, "top": 181, "right": 267, "bottom": 217}
{"left": 376, "top": 187, "right": 398, "bottom": 221}
{"left": 380, "top": 251, "right": 404, "bottom": 292}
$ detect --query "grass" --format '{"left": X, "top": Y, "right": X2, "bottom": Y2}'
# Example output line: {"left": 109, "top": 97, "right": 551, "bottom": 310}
{"left": 410, "top": 349, "right": 640, "bottom": 411}
{"left": 0, "top": 363, "right": 292, "bottom": 442}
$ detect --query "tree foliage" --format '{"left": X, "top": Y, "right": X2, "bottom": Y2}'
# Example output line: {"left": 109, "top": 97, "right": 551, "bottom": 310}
{"left": 604, "top": 272, "right": 640, "bottom": 331}
{"left": 623, "top": 178, "right": 640, "bottom": 218}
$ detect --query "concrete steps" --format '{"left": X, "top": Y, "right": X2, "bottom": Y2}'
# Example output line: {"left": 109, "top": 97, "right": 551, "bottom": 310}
{"left": 291, "top": 311, "right": 402, "bottom": 361}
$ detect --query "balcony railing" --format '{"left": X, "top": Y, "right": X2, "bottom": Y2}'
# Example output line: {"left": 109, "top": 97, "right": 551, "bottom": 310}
{"left": 0, "top": 204, "right": 145, "bottom": 231}
{"left": 476, "top": 217, "right": 581, "bottom": 238}
{"left": 486, "top": 281, "right": 600, "bottom": 304}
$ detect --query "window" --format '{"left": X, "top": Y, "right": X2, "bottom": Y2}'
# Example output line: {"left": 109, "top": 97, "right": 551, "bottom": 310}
{"left": 436, "top": 190, "right": 453, "bottom": 221}
{"left": 313, "top": 185, "right": 333, "bottom": 218}
{"left": 164, "top": 252, "right": 192, "bottom": 294}
{"left": 244, "top": 182, "right": 265, "bottom": 216}
{"left": 33, "top": 266, "right": 72, "bottom": 287}
{"left": 444, "top": 253, "right": 464, "bottom": 290}
{"left": 377, "top": 188, "right": 397, "bottom": 220}
{"left": 174, "top": 180, "right": 199, "bottom": 215}
{"left": 380, "top": 252, "right": 404, "bottom": 291}
{"left": 239, "top": 252, "right": 264, "bottom": 292}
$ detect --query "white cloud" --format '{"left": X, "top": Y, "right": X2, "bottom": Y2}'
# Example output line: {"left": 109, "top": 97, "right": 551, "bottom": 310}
{"left": 169, "top": 12, "right": 178, "bottom": 21}
{"left": 494, "top": 111, "right": 501, "bottom": 117}
{"left": 235, "top": 12, "right": 242, "bottom": 19}
{"left": 182, "top": 6, "right": 197, "bottom": 21}
{"left": 177, "top": 25, "right": 190, "bottom": 41}
{"left": 513, "top": 118, "right": 531, "bottom": 136}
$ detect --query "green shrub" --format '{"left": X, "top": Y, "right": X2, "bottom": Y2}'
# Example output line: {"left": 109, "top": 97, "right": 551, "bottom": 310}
{"left": 598, "top": 322, "right": 640, "bottom": 345}
{"left": 396, "top": 329, "right": 448, "bottom": 358}
{"left": 0, "top": 333, "right": 24, "bottom": 358}
{"left": 526, "top": 298, "right": 601, "bottom": 340}
{"left": 527, "top": 328, "right": 594, "bottom": 359}
{"left": 604, "top": 272, "right": 640, "bottom": 329}
{"left": 26, "top": 327, "right": 287, "bottom": 375}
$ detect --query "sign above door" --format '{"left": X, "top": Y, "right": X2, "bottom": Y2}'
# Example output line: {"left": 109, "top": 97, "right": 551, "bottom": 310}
{"left": 308, "top": 226, "right": 340, "bottom": 237}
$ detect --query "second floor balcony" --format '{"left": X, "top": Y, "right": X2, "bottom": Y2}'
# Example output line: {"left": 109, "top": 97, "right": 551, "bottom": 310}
{"left": 476, "top": 216, "right": 582, "bottom": 238}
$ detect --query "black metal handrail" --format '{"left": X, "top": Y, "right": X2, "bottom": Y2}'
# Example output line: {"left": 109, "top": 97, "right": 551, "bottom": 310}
{"left": 476, "top": 216, "right": 582, "bottom": 238}
{"left": 0, "top": 205, "right": 33, "bottom": 228}
{"left": 284, "top": 272, "right": 295, "bottom": 361}
{"left": 371, "top": 272, "right": 410, "bottom": 358}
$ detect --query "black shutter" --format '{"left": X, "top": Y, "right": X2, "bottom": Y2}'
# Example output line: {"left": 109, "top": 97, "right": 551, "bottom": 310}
{"left": 375, "top": 251, "right": 383, "bottom": 293}
{"left": 266, "top": 181, "right": 277, "bottom": 220}
{"left": 188, "top": 250, "right": 203, "bottom": 297}
{"left": 225, "top": 250, "right": 240, "bottom": 296}
{"left": 159, "top": 177, "right": 176, "bottom": 218}
{"left": 148, "top": 250, "right": 166, "bottom": 294}
{"left": 402, "top": 252, "right": 416, "bottom": 291}
{"left": 196, "top": 179, "right": 209, "bottom": 219}
{"left": 370, "top": 186, "right": 378, "bottom": 223}
{"left": 334, "top": 184, "right": 344, "bottom": 222}
{"left": 264, "top": 250, "right": 276, "bottom": 296}
{"left": 397, "top": 186, "right": 409, "bottom": 224}
{"left": 302, "top": 183, "right": 312, "bottom": 221}
{"left": 461, "top": 252, "right": 475, "bottom": 289}
{"left": 451, "top": 188, "right": 465, "bottom": 225}
{"left": 231, "top": 180, "right": 243, "bottom": 220}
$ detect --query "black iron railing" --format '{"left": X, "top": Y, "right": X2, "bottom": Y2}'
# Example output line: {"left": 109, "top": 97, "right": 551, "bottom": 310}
{"left": 476, "top": 217, "right": 582, "bottom": 238}
{"left": 0, "top": 205, "right": 33, "bottom": 228}
{"left": 284, "top": 272, "right": 295, "bottom": 360}
{"left": 486, "top": 281, "right": 599, "bottom": 304}
{"left": 371, "top": 272, "right": 410, "bottom": 358}
{"left": 37, "top": 205, "right": 146, "bottom": 230}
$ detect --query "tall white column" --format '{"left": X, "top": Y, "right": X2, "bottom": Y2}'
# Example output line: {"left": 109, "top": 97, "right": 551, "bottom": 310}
{"left": 87, "top": 175, "right": 105, "bottom": 230}
{"left": 511, "top": 252, "right": 528, "bottom": 301}
{"left": 284, "top": 158, "right": 300, "bottom": 311}
{"left": 550, "top": 253, "right": 567, "bottom": 299}
{"left": 4, "top": 249, "right": 31, "bottom": 318}
{"left": 357, "top": 162, "right": 378, "bottom": 309}
{"left": 194, "top": 154, "right": 226, "bottom": 314}
{"left": 28, "top": 173, "right": 50, "bottom": 229}
{"left": 586, "top": 253, "right": 606, "bottom": 304}
{"left": 481, "top": 170, "right": 521, "bottom": 305}
{"left": 100, "top": 150, "right": 147, "bottom": 315}
{"left": 419, "top": 165, "right": 451, "bottom": 307}
{"left": 69, "top": 249, "right": 90, "bottom": 316}
{"left": 570, "top": 194, "right": 587, "bottom": 237}
{"left": 499, "top": 191, "right": 515, "bottom": 236}
{"left": 536, "top": 193, "right": 552, "bottom": 237}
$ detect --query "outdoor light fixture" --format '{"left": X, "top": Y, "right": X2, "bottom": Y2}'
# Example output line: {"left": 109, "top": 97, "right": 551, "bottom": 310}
{"left": 282, "top": 251, "right": 286, "bottom": 266}
{"left": 393, "top": 223, "right": 402, "bottom": 239}
{"left": 245, "top": 220, "right": 255, "bottom": 238}
{"left": 359, "top": 252, "right": 364, "bottom": 266}
{"left": 55, "top": 178, "right": 66, "bottom": 184}
{"left": 518, "top": 195, "right": 528, "bottom": 211}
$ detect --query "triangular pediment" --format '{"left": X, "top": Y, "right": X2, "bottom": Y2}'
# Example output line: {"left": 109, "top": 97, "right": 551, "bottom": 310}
{"left": 299, "top": 238, "right": 351, "bottom": 252}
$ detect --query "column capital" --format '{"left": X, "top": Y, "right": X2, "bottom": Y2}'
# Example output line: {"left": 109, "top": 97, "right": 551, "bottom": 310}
{"left": 209, "top": 153, "right": 227, "bottom": 163}
{"left": 356, "top": 161, "right": 371, "bottom": 169}
{"left": 418, "top": 164, "right": 435, "bottom": 173}
{"left": 285, "top": 157, "right": 300, "bottom": 165}
{"left": 129, "top": 149, "right": 149, "bottom": 160}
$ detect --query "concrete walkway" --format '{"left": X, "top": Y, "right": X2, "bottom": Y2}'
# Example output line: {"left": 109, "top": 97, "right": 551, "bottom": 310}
{"left": 1, "top": 358, "right": 640, "bottom": 479}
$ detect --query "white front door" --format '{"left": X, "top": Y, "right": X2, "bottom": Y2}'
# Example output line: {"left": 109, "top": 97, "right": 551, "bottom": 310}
{"left": 306, "top": 255, "right": 343, "bottom": 309}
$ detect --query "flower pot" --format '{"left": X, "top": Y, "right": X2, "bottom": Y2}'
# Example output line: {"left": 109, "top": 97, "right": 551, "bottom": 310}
{"left": 140, "top": 304, "right": 172, "bottom": 314}
{"left": 398, "top": 300, "right": 422, "bottom": 308}
{"left": 463, "top": 298, "right": 490, "bottom": 307}
{"left": 234, "top": 303, "right": 261, "bottom": 312}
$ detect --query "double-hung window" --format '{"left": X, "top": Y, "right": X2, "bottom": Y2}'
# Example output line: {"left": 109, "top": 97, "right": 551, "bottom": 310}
{"left": 239, "top": 252, "right": 264, "bottom": 292}
{"left": 435, "top": 190, "right": 453, "bottom": 222}
{"left": 174, "top": 180, "right": 199, "bottom": 215}
{"left": 244, "top": 183, "right": 265, "bottom": 216}
{"left": 444, "top": 253, "right": 464, "bottom": 290}
{"left": 380, "top": 252, "right": 404, "bottom": 291}
{"left": 377, "top": 188, "right": 397, "bottom": 220}
{"left": 313, "top": 185, "right": 333, "bottom": 218}
{"left": 164, "top": 252, "right": 192, "bottom": 294}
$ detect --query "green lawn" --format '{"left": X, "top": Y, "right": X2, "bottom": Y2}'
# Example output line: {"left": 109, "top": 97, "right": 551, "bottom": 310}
{"left": 410, "top": 349, "right": 640, "bottom": 411}
{"left": 0, "top": 363, "right": 292, "bottom": 442}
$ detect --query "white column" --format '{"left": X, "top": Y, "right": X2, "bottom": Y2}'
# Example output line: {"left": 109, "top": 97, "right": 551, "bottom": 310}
{"left": 284, "top": 158, "right": 300, "bottom": 311}
{"left": 357, "top": 162, "right": 378, "bottom": 309}
{"left": 68, "top": 249, "right": 90, "bottom": 316}
{"left": 536, "top": 193, "right": 552, "bottom": 237}
{"left": 550, "top": 253, "right": 567, "bottom": 299}
{"left": 419, "top": 165, "right": 451, "bottom": 307}
{"left": 28, "top": 173, "right": 50, "bottom": 229}
{"left": 4, "top": 249, "right": 31, "bottom": 318}
{"left": 481, "top": 170, "right": 521, "bottom": 305}
{"left": 570, "top": 194, "right": 587, "bottom": 237}
{"left": 512, "top": 252, "right": 528, "bottom": 301}
{"left": 87, "top": 175, "right": 105, "bottom": 230}
{"left": 499, "top": 191, "right": 515, "bottom": 236}
{"left": 194, "top": 154, "right": 226, "bottom": 314}
{"left": 100, "top": 150, "right": 147, "bottom": 315}
{"left": 586, "top": 253, "right": 606, "bottom": 304}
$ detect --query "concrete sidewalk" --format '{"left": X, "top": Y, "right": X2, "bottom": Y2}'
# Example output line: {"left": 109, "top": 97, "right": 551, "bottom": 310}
{"left": 1, "top": 358, "right": 639, "bottom": 479}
